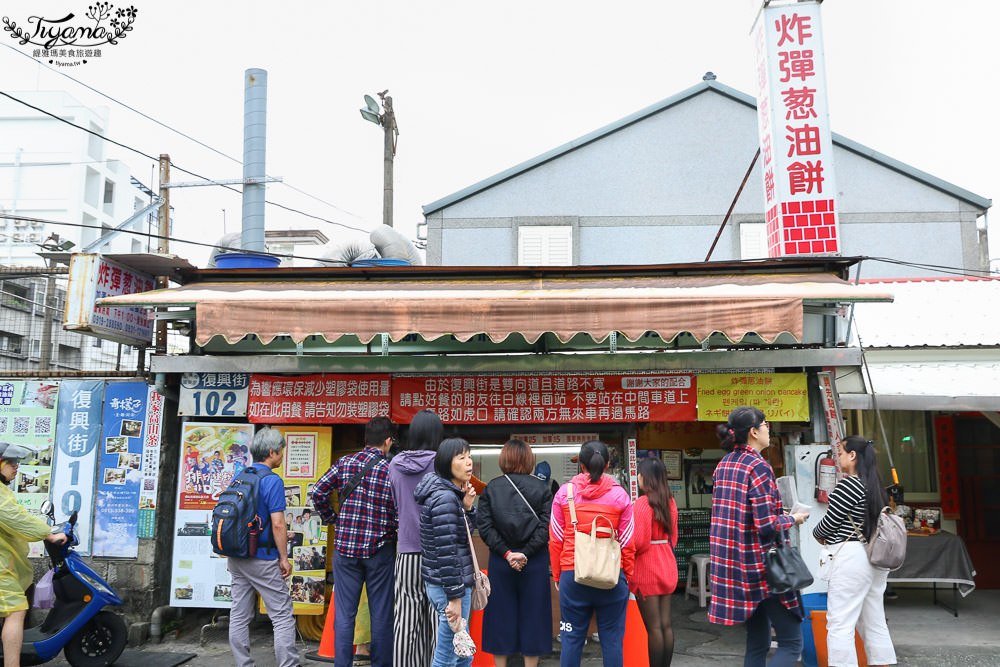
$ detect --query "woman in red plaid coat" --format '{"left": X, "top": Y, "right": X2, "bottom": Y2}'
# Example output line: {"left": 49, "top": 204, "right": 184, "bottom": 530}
{"left": 708, "top": 406, "right": 810, "bottom": 667}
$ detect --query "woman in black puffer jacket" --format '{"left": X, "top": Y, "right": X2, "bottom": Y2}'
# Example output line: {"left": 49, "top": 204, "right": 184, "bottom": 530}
{"left": 414, "top": 437, "right": 478, "bottom": 667}
{"left": 478, "top": 439, "right": 553, "bottom": 667}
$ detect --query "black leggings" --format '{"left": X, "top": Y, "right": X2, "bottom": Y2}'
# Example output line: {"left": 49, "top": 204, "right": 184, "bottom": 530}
{"left": 636, "top": 592, "right": 674, "bottom": 667}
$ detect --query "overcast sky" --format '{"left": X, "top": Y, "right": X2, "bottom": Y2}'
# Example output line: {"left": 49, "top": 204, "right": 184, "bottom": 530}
{"left": 2, "top": 0, "right": 998, "bottom": 268}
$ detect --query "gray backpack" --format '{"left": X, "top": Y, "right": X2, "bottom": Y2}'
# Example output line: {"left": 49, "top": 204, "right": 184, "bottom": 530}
{"left": 853, "top": 506, "right": 907, "bottom": 570}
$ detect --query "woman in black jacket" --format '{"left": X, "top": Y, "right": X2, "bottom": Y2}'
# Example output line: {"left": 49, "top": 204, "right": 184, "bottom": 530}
{"left": 478, "top": 439, "right": 553, "bottom": 667}
{"left": 414, "top": 437, "right": 478, "bottom": 667}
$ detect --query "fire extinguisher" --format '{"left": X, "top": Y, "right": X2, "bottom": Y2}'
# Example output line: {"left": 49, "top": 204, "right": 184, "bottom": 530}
{"left": 815, "top": 449, "right": 836, "bottom": 503}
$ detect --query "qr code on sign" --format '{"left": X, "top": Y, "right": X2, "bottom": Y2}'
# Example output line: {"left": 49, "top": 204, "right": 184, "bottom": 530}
{"left": 12, "top": 417, "right": 29, "bottom": 435}
{"left": 34, "top": 416, "right": 52, "bottom": 435}
{"left": 0, "top": 417, "right": 7, "bottom": 433}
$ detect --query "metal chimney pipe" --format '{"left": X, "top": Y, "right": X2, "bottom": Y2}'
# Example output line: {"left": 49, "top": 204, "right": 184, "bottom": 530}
{"left": 241, "top": 68, "right": 267, "bottom": 253}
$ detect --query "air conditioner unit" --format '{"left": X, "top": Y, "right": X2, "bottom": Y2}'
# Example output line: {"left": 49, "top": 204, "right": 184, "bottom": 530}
{"left": 12, "top": 233, "right": 24, "bottom": 242}
{"left": 28, "top": 233, "right": 42, "bottom": 243}
{"left": 29, "top": 219, "right": 43, "bottom": 228}
{"left": 13, "top": 219, "right": 27, "bottom": 228}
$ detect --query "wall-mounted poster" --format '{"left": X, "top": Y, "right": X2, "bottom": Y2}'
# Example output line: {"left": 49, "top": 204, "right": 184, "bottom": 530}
{"left": 0, "top": 381, "right": 59, "bottom": 518}
{"left": 170, "top": 422, "right": 255, "bottom": 608}
{"left": 662, "top": 450, "right": 683, "bottom": 480}
{"left": 178, "top": 423, "right": 254, "bottom": 510}
{"left": 92, "top": 382, "right": 150, "bottom": 558}
{"left": 272, "top": 426, "right": 333, "bottom": 615}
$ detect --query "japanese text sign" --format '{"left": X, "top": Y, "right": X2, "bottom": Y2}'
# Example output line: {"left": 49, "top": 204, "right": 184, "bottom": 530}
{"left": 392, "top": 374, "right": 696, "bottom": 424}
{"left": 247, "top": 374, "right": 391, "bottom": 423}
{"left": 65, "top": 254, "right": 155, "bottom": 346}
{"left": 52, "top": 380, "right": 104, "bottom": 555}
{"left": 752, "top": 1, "right": 840, "bottom": 257}
{"left": 697, "top": 373, "right": 809, "bottom": 422}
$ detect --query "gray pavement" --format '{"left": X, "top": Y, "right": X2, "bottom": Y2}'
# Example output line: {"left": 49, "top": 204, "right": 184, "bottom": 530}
{"left": 41, "top": 587, "right": 1000, "bottom": 665}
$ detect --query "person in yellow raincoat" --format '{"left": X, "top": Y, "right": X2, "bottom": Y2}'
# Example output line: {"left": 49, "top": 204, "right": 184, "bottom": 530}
{"left": 0, "top": 443, "right": 67, "bottom": 667}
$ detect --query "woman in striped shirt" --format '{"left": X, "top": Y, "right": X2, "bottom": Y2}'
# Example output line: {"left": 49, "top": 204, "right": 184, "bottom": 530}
{"left": 812, "top": 436, "right": 897, "bottom": 667}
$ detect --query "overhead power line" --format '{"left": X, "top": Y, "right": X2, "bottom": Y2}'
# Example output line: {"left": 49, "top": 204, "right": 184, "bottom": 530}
{"left": 0, "top": 212, "right": 336, "bottom": 265}
{"left": 0, "top": 90, "right": 371, "bottom": 235}
{"left": 3, "top": 44, "right": 372, "bottom": 224}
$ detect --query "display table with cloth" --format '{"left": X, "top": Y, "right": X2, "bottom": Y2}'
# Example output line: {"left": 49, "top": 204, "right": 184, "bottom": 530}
{"left": 887, "top": 531, "right": 976, "bottom": 617}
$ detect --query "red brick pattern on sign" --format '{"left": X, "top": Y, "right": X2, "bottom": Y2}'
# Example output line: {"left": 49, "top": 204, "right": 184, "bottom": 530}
{"left": 780, "top": 199, "right": 839, "bottom": 255}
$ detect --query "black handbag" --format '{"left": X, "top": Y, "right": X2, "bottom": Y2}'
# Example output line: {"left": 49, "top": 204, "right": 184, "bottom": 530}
{"left": 764, "top": 530, "right": 814, "bottom": 594}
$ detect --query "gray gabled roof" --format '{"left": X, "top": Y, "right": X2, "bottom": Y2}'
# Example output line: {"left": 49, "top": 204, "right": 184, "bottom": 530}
{"left": 423, "top": 79, "right": 992, "bottom": 215}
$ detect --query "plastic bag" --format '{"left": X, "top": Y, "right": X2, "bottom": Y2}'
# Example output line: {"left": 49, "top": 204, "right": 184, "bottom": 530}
{"left": 450, "top": 617, "right": 476, "bottom": 658}
{"left": 33, "top": 568, "right": 56, "bottom": 609}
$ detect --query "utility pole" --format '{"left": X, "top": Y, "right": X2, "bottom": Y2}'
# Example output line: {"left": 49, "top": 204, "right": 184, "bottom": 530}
{"left": 38, "top": 265, "right": 56, "bottom": 371}
{"left": 155, "top": 154, "right": 170, "bottom": 355}
{"left": 360, "top": 91, "right": 399, "bottom": 227}
{"left": 381, "top": 93, "right": 395, "bottom": 229}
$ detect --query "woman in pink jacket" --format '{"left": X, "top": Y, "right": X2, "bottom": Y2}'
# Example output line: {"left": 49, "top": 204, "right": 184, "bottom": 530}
{"left": 549, "top": 440, "right": 635, "bottom": 667}
{"left": 630, "top": 456, "right": 678, "bottom": 667}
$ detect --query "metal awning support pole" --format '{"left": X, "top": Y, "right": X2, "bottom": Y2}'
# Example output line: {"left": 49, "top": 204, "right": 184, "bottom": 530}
{"left": 705, "top": 148, "right": 761, "bottom": 261}
{"left": 81, "top": 198, "right": 164, "bottom": 253}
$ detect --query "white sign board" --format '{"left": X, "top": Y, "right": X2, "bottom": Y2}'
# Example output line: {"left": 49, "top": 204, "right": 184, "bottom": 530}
{"left": 64, "top": 254, "right": 155, "bottom": 346}
{"left": 752, "top": 0, "right": 840, "bottom": 256}
{"left": 178, "top": 373, "right": 250, "bottom": 417}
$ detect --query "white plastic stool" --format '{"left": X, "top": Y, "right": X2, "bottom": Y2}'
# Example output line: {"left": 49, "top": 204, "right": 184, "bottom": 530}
{"left": 685, "top": 553, "right": 711, "bottom": 608}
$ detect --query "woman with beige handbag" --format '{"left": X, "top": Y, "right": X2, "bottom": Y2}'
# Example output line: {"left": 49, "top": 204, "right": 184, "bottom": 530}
{"left": 548, "top": 440, "right": 635, "bottom": 667}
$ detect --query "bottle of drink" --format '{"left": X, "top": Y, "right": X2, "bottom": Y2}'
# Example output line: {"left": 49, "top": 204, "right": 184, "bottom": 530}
{"left": 248, "top": 524, "right": 259, "bottom": 557}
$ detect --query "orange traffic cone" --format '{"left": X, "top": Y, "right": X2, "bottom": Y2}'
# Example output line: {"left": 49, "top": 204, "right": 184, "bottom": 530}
{"left": 306, "top": 596, "right": 337, "bottom": 663}
{"left": 622, "top": 596, "right": 649, "bottom": 667}
{"left": 809, "top": 610, "right": 868, "bottom": 667}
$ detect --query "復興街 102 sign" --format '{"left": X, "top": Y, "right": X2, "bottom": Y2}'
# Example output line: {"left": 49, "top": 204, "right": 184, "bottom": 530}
{"left": 392, "top": 374, "right": 697, "bottom": 424}
{"left": 178, "top": 372, "right": 250, "bottom": 417}
{"left": 1, "top": 4, "right": 139, "bottom": 68}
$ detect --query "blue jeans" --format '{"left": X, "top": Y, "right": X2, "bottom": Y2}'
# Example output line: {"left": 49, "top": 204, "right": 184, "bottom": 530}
{"left": 558, "top": 570, "right": 629, "bottom": 667}
{"left": 744, "top": 596, "right": 803, "bottom": 667}
{"left": 332, "top": 542, "right": 395, "bottom": 667}
{"left": 425, "top": 582, "right": 473, "bottom": 667}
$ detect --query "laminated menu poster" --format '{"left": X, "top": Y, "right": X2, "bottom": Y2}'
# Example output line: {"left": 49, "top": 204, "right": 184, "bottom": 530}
{"left": 264, "top": 426, "right": 332, "bottom": 615}
{"left": 170, "top": 422, "right": 254, "bottom": 608}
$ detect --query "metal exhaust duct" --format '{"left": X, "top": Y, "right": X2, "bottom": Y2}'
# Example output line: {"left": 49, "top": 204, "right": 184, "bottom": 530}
{"left": 241, "top": 68, "right": 267, "bottom": 253}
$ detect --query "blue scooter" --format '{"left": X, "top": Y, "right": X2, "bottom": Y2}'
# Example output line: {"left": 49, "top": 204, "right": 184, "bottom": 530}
{"left": 0, "top": 501, "right": 127, "bottom": 666}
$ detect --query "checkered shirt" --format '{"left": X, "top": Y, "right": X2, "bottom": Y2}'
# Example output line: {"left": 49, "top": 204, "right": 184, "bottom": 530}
{"left": 312, "top": 446, "right": 397, "bottom": 558}
{"left": 707, "top": 445, "right": 800, "bottom": 625}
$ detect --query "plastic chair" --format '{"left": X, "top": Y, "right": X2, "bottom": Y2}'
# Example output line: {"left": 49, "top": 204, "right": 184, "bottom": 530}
{"left": 685, "top": 553, "right": 711, "bottom": 608}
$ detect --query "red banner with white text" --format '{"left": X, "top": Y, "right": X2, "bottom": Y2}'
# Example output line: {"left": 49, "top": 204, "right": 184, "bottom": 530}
{"left": 248, "top": 374, "right": 391, "bottom": 423}
{"left": 391, "top": 374, "right": 696, "bottom": 424}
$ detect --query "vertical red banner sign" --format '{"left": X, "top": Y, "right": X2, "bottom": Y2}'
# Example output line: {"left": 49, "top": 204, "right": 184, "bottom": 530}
{"left": 934, "top": 416, "right": 960, "bottom": 520}
{"left": 752, "top": 1, "right": 840, "bottom": 257}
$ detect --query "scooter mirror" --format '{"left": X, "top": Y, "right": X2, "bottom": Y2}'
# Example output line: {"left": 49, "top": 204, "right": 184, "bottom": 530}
{"left": 40, "top": 500, "right": 54, "bottom": 518}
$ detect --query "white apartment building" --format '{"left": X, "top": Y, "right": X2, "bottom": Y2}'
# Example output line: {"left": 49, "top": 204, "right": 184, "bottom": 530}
{"left": 0, "top": 91, "right": 153, "bottom": 372}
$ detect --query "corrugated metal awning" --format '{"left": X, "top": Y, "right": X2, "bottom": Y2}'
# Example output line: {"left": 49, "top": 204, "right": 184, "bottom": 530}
{"left": 840, "top": 359, "right": 1000, "bottom": 411}
{"left": 98, "top": 271, "right": 892, "bottom": 347}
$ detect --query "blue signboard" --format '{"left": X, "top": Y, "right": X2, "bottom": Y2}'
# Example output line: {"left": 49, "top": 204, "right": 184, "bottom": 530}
{"left": 51, "top": 380, "right": 105, "bottom": 555}
{"left": 92, "top": 381, "right": 147, "bottom": 558}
